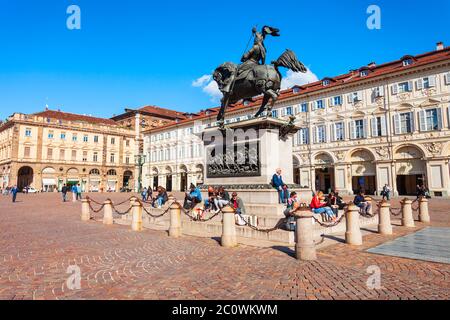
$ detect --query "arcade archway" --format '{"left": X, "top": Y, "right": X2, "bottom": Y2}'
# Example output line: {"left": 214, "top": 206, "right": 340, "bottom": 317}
{"left": 18, "top": 166, "right": 34, "bottom": 190}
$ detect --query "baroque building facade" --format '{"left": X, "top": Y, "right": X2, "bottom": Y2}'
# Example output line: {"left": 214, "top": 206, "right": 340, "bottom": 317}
{"left": 0, "top": 105, "right": 186, "bottom": 192}
{"left": 143, "top": 43, "right": 450, "bottom": 197}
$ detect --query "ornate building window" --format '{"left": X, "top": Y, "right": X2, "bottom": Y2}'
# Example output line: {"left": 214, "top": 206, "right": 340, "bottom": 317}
{"left": 420, "top": 108, "right": 442, "bottom": 131}
{"left": 314, "top": 125, "right": 326, "bottom": 143}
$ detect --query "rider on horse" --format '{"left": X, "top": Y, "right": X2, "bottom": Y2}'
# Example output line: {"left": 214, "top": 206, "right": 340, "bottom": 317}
{"left": 222, "top": 26, "right": 279, "bottom": 95}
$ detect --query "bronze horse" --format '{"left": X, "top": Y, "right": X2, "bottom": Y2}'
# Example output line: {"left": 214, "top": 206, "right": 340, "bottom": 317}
{"left": 213, "top": 49, "right": 307, "bottom": 124}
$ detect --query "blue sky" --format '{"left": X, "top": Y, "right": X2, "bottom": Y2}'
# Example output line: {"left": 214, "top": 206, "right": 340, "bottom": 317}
{"left": 0, "top": 0, "right": 449, "bottom": 120}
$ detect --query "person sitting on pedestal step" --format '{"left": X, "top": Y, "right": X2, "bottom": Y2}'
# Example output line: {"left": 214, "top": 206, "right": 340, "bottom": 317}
{"left": 325, "top": 191, "right": 340, "bottom": 217}
{"left": 271, "top": 168, "right": 286, "bottom": 204}
{"left": 283, "top": 192, "right": 300, "bottom": 231}
{"left": 213, "top": 186, "right": 230, "bottom": 213}
{"left": 154, "top": 186, "right": 168, "bottom": 209}
{"left": 203, "top": 186, "right": 218, "bottom": 213}
{"left": 353, "top": 190, "right": 372, "bottom": 215}
{"left": 231, "top": 192, "right": 247, "bottom": 226}
{"left": 310, "top": 191, "right": 336, "bottom": 222}
{"left": 184, "top": 183, "right": 202, "bottom": 210}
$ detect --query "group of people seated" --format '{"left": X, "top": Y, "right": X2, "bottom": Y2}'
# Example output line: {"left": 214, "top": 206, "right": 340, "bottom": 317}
{"left": 141, "top": 186, "right": 169, "bottom": 208}
{"left": 283, "top": 189, "right": 373, "bottom": 228}
{"left": 183, "top": 184, "right": 246, "bottom": 223}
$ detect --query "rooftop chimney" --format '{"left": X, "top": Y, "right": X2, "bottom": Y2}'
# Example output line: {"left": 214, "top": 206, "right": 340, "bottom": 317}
{"left": 368, "top": 62, "right": 376, "bottom": 68}
{"left": 436, "top": 42, "right": 444, "bottom": 51}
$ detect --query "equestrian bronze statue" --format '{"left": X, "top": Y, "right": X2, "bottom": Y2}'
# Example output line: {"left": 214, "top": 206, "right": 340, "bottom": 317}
{"left": 213, "top": 26, "right": 307, "bottom": 125}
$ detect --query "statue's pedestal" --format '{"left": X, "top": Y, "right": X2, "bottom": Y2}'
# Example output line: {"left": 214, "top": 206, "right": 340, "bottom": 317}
{"left": 200, "top": 117, "right": 312, "bottom": 214}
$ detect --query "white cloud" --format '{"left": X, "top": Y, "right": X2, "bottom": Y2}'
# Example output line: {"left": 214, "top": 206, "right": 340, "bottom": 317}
{"left": 281, "top": 68, "right": 319, "bottom": 89}
{"left": 192, "top": 75, "right": 212, "bottom": 87}
{"left": 192, "top": 74, "right": 223, "bottom": 102}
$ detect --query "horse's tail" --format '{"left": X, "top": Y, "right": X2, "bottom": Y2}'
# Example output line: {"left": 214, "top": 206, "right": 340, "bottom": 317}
{"left": 272, "top": 49, "right": 307, "bottom": 73}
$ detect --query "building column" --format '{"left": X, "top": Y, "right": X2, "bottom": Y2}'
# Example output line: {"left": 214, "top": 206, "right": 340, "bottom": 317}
{"left": 426, "top": 159, "right": 449, "bottom": 197}
{"left": 160, "top": 175, "right": 167, "bottom": 190}
{"left": 375, "top": 162, "right": 392, "bottom": 196}
{"left": 172, "top": 174, "right": 179, "bottom": 192}
{"left": 309, "top": 166, "right": 316, "bottom": 192}
{"left": 391, "top": 162, "right": 399, "bottom": 197}
{"left": 334, "top": 164, "right": 349, "bottom": 195}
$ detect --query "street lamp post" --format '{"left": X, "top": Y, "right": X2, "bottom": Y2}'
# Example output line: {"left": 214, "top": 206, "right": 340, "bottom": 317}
{"left": 135, "top": 154, "right": 146, "bottom": 192}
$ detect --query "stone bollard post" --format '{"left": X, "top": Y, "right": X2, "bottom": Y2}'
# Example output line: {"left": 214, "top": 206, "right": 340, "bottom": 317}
{"left": 295, "top": 207, "right": 317, "bottom": 261}
{"left": 131, "top": 200, "right": 143, "bottom": 231}
{"left": 345, "top": 204, "right": 363, "bottom": 246}
{"left": 103, "top": 199, "right": 114, "bottom": 225}
{"left": 401, "top": 199, "right": 415, "bottom": 228}
{"left": 125, "top": 196, "right": 137, "bottom": 221}
{"left": 419, "top": 197, "right": 430, "bottom": 223}
{"left": 168, "top": 196, "right": 182, "bottom": 238}
{"left": 378, "top": 201, "right": 393, "bottom": 235}
{"left": 221, "top": 206, "right": 237, "bottom": 248}
{"left": 81, "top": 199, "right": 91, "bottom": 221}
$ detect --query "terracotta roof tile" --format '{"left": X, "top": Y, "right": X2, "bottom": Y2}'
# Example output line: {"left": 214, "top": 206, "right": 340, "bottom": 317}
{"left": 144, "top": 46, "right": 450, "bottom": 133}
{"left": 138, "top": 105, "right": 187, "bottom": 119}
{"left": 33, "top": 110, "right": 117, "bottom": 126}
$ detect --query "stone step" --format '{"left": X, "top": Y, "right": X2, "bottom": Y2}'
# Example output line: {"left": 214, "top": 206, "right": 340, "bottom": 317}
{"left": 180, "top": 220, "right": 295, "bottom": 245}
{"left": 114, "top": 210, "right": 380, "bottom": 246}
{"left": 244, "top": 203, "right": 285, "bottom": 217}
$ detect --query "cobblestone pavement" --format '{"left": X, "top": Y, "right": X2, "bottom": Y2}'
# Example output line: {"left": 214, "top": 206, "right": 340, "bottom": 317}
{"left": 0, "top": 192, "right": 449, "bottom": 300}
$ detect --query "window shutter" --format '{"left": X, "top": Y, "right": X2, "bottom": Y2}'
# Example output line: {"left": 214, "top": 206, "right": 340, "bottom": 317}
{"left": 371, "top": 117, "right": 378, "bottom": 137}
{"left": 391, "top": 84, "right": 398, "bottom": 95}
{"left": 347, "top": 94, "right": 353, "bottom": 104}
{"left": 410, "top": 112, "right": 415, "bottom": 132}
{"left": 305, "top": 128, "right": 309, "bottom": 144}
{"left": 349, "top": 121, "right": 356, "bottom": 139}
{"left": 445, "top": 72, "right": 450, "bottom": 85}
{"left": 311, "top": 102, "right": 316, "bottom": 111}
{"left": 312, "top": 127, "right": 317, "bottom": 144}
{"left": 419, "top": 110, "right": 427, "bottom": 132}
{"left": 429, "top": 75, "right": 436, "bottom": 87}
{"left": 437, "top": 108, "right": 443, "bottom": 130}
{"left": 329, "top": 98, "right": 334, "bottom": 107}
{"left": 407, "top": 81, "right": 413, "bottom": 92}
{"left": 394, "top": 114, "right": 401, "bottom": 134}
{"left": 330, "top": 123, "right": 335, "bottom": 142}
{"left": 379, "top": 86, "right": 385, "bottom": 96}
{"left": 363, "top": 118, "right": 369, "bottom": 138}
{"left": 448, "top": 106, "right": 450, "bottom": 129}
{"left": 324, "top": 126, "right": 328, "bottom": 142}
{"left": 381, "top": 116, "right": 387, "bottom": 136}
{"left": 356, "top": 91, "right": 362, "bottom": 101}
{"left": 416, "top": 79, "right": 423, "bottom": 90}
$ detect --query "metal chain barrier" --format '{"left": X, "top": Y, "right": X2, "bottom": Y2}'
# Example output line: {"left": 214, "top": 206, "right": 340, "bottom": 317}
{"left": 358, "top": 200, "right": 380, "bottom": 218}
{"left": 111, "top": 203, "right": 133, "bottom": 216}
{"left": 237, "top": 215, "right": 288, "bottom": 233}
{"left": 137, "top": 199, "right": 174, "bottom": 219}
{"left": 389, "top": 205, "right": 403, "bottom": 216}
{"left": 88, "top": 201, "right": 105, "bottom": 214}
{"left": 311, "top": 211, "right": 346, "bottom": 228}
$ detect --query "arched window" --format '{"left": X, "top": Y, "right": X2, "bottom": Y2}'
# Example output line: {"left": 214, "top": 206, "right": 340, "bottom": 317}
{"left": 107, "top": 169, "right": 117, "bottom": 176}
{"left": 89, "top": 169, "right": 100, "bottom": 175}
